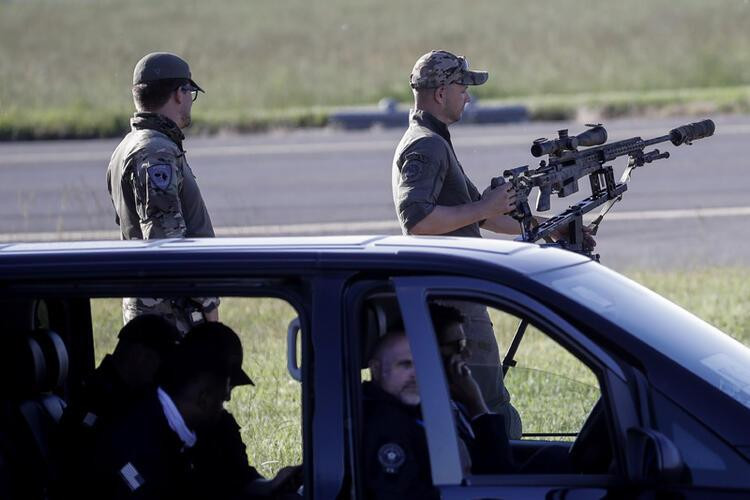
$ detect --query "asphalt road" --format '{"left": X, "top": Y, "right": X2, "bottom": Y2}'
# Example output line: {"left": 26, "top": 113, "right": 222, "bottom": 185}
{"left": 1, "top": 114, "right": 748, "bottom": 272}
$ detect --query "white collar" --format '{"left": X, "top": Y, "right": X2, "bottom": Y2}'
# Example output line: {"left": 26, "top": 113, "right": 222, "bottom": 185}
{"left": 157, "top": 386, "right": 197, "bottom": 448}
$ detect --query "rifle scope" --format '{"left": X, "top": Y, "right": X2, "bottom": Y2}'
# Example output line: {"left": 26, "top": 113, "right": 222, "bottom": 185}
{"left": 669, "top": 119, "right": 715, "bottom": 146}
{"left": 531, "top": 125, "right": 608, "bottom": 157}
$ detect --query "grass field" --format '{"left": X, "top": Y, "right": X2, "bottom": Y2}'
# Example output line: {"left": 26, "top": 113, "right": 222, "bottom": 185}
{"left": 2, "top": 0, "right": 750, "bottom": 138}
{"left": 89, "top": 267, "right": 750, "bottom": 476}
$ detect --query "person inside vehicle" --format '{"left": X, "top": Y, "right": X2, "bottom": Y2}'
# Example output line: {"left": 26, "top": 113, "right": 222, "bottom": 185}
{"left": 362, "top": 330, "right": 438, "bottom": 499}
{"left": 78, "top": 322, "right": 301, "bottom": 499}
{"left": 59, "top": 314, "right": 181, "bottom": 436}
{"left": 429, "top": 302, "right": 516, "bottom": 473}
{"left": 362, "top": 303, "right": 515, "bottom": 498}
{"left": 186, "top": 323, "right": 302, "bottom": 499}
{"left": 53, "top": 314, "right": 182, "bottom": 496}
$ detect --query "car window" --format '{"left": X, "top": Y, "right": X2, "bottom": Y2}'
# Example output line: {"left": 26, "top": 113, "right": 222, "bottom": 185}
{"left": 428, "top": 299, "right": 602, "bottom": 448}
{"left": 536, "top": 263, "right": 750, "bottom": 411}
{"left": 489, "top": 306, "right": 600, "bottom": 441}
{"left": 651, "top": 389, "right": 750, "bottom": 488}
{"left": 90, "top": 296, "right": 303, "bottom": 479}
{"left": 357, "top": 286, "right": 611, "bottom": 496}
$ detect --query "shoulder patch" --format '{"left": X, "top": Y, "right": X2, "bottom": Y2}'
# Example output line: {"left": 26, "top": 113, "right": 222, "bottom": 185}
{"left": 401, "top": 152, "right": 428, "bottom": 182}
{"left": 147, "top": 164, "right": 172, "bottom": 190}
{"left": 119, "top": 462, "right": 145, "bottom": 491}
{"left": 377, "top": 443, "right": 406, "bottom": 474}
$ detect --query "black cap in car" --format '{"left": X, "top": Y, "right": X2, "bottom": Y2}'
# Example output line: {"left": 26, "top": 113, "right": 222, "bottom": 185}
{"left": 118, "top": 314, "right": 181, "bottom": 358}
{"left": 180, "top": 322, "right": 253, "bottom": 387}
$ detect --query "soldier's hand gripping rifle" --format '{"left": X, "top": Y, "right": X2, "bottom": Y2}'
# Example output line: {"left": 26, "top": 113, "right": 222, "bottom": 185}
{"left": 491, "top": 119, "right": 715, "bottom": 260}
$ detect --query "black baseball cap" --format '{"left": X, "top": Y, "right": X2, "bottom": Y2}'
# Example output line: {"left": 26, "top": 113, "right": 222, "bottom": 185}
{"left": 180, "top": 322, "right": 253, "bottom": 387}
{"left": 118, "top": 314, "right": 181, "bottom": 358}
{"left": 132, "top": 52, "right": 204, "bottom": 92}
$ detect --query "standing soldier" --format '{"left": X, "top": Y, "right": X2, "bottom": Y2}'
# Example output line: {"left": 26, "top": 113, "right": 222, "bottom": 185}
{"left": 107, "top": 52, "right": 219, "bottom": 334}
{"left": 391, "top": 50, "right": 524, "bottom": 437}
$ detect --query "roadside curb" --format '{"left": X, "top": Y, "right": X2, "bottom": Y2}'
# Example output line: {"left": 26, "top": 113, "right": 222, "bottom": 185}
{"left": 328, "top": 99, "right": 528, "bottom": 129}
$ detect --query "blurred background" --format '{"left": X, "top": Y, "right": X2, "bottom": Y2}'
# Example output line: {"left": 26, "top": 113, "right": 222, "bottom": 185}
{"left": 1, "top": 0, "right": 750, "bottom": 138}
{"left": 0, "top": 0, "right": 748, "bottom": 273}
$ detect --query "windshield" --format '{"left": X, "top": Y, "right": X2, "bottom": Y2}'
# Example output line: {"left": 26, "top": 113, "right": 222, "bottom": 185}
{"left": 534, "top": 263, "right": 750, "bottom": 411}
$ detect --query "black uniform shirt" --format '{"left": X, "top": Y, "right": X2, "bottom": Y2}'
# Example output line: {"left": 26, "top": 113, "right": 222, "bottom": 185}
{"left": 362, "top": 381, "right": 517, "bottom": 499}
{"left": 191, "top": 409, "right": 263, "bottom": 497}
{"left": 85, "top": 394, "right": 198, "bottom": 500}
{"left": 362, "top": 381, "right": 438, "bottom": 500}
{"left": 392, "top": 110, "right": 483, "bottom": 237}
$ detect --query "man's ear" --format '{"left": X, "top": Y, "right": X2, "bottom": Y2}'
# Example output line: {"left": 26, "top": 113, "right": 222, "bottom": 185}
{"left": 173, "top": 87, "right": 185, "bottom": 106}
{"left": 368, "top": 359, "right": 381, "bottom": 381}
{"left": 433, "top": 86, "right": 446, "bottom": 105}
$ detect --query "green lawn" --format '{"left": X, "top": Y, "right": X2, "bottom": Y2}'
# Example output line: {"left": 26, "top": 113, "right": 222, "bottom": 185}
{"left": 89, "top": 267, "right": 750, "bottom": 475}
{"left": 2, "top": 0, "right": 750, "bottom": 138}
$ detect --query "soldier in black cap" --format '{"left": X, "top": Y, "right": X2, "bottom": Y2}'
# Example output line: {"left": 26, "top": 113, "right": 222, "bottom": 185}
{"left": 107, "top": 51, "right": 219, "bottom": 334}
{"left": 60, "top": 314, "right": 181, "bottom": 433}
{"left": 54, "top": 314, "right": 181, "bottom": 497}
{"left": 80, "top": 322, "right": 301, "bottom": 500}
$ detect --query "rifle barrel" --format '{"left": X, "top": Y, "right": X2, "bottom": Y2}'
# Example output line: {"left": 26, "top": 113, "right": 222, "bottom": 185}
{"left": 642, "top": 135, "right": 672, "bottom": 147}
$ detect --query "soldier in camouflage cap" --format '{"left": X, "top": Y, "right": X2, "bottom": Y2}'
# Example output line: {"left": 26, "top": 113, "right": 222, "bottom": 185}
{"left": 106, "top": 52, "right": 219, "bottom": 334}
{"left": 391, "top": 50, "right": 524, "bottom": 437}
{"left": 409, "top": 50, "right": 488, "bottom": 89}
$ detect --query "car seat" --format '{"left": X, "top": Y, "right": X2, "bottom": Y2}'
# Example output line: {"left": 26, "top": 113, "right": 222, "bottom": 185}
{"left": 0, "top": 329, "right": 69, "bottom": 500}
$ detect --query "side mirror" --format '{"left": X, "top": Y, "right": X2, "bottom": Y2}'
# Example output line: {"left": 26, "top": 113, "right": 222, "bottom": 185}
{"left": 626, "top": 427, "right": 688, "bottom": 484}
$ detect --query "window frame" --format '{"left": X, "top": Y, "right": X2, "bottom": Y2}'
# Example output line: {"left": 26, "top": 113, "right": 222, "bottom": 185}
{"left": 391, "top": 275, "right": 636, "bottom": 491}
{"left": 0, "top": 274, "right": 330, "bottom": 496}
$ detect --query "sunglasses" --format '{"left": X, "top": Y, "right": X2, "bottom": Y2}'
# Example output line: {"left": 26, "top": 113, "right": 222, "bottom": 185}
{"left": 178, "top": 85, "right": 199, "bottom": 102}
{"left": 440, "top": 337, "right": 467, "bottom": 354}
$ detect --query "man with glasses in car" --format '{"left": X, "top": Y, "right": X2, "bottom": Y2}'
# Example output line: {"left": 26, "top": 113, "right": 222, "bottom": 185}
{"left": 107, "top": 52, "right": 219, "bottom": 334}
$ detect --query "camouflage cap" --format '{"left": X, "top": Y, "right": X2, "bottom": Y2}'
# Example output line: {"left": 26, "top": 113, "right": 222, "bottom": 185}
{"left": 132, "top": 52, "right": 204, "bottom": 92}
{"left": 410, "top": 50, "right": 488, "bottom": 90}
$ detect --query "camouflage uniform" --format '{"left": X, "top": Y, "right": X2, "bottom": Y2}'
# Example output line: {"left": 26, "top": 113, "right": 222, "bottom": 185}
{"left": 392, "top": 51, "right": 522, "bottom": 438}
{"left": 107, "top": 112, "right": 218, "bottom": 334}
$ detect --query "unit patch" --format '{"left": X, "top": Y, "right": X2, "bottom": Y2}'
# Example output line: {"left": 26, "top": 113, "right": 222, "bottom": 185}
{"left": 401, "top": 152, "right": 427, "bottom": 182}
{"left": 377, "top": 443, "right": 406, "bottom": 474}
{"left": 147, "top": 164, "right": 172, "bottom": 190}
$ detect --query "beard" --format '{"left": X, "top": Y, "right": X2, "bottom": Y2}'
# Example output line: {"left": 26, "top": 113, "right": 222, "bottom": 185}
{"left": 398, "top": 383, "right": 421, "bottom": 406}
{"left": 179, "top": 110, "right": 192, "bottom": 129}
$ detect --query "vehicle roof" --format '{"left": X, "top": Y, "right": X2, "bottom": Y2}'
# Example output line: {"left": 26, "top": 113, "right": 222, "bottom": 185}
{"left": 0, "top": 235, "right": 591, "bottom": 280}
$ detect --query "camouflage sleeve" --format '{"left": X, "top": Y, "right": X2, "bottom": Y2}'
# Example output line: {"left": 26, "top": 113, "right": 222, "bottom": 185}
{"left": 393, "top": 138, "right": 448, "bottom": 232}
{"left": 194, "top": 296, "right": 220, "bottom": 313}
{"left": 132, "top": 148, "right": 186, "bottom": 239}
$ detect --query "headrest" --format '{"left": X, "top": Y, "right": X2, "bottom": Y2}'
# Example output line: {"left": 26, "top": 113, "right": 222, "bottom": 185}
{"left": 361, "top": 298, "right": 403, "bottom": 369}
{"left": 31, "top": 329, "right": 69, "bottom": 392}
{"left": 361, "top": 305, "right": 385, "bottom": 369}
{"left": 0, "top": 334, "right": 47, "bottom": 398}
